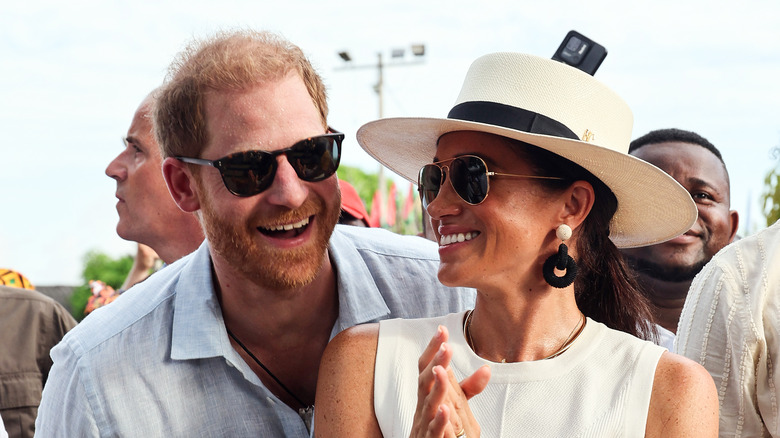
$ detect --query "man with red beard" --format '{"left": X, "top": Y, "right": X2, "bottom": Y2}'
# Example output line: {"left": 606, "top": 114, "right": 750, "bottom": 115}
{"left": 35, "top": 30, "right": 475, "bottom": 437}
{"left": 621, "top": 128, "right": 739, "bottom": 348}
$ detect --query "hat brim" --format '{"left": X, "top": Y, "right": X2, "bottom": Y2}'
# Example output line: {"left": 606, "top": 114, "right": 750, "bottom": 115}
{"left": 357, "top": 117, "right": 697, "bottom": 248}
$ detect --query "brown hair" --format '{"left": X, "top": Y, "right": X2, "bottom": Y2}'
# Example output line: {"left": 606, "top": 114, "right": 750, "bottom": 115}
{"left": 514, "top": 139, "right": 658, "bottom": 341}
{"left": 154, "top": 29, "right": 328, "bottom": 158}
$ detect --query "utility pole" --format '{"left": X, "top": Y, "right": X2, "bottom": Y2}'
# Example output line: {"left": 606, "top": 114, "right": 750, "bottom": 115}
{"left": 336, "top": 45, "right": 426, "bottom": 229}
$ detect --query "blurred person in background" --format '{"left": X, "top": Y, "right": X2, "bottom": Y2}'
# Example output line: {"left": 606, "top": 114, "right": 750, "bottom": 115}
{"left": 676, "top": 218, "right": 780, "bottom": 436}
{"left": 82, "top": 89, "right": 207, "bottom": 316}
{"left": 105, "top": 88, "right": 205, "bottom": 267}
{"left": 1, "top": 279, "right": 76, "bottom": 438}
{"left": 621, "top": 128, "right": 738, "bottom": 348}
{"left": 338, "top": 180, "right": 371, "bottom": 227}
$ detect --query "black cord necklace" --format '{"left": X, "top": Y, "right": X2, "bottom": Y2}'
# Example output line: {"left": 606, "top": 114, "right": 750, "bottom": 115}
{"left": 226, "top": 328, "right": 314, "bottom": 429}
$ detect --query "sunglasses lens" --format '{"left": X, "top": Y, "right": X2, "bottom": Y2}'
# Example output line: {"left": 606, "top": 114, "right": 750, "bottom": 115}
{"left": 287, "top": 135, "right": 342, "bottom": 182}
{"left": 450, "top": 156, "right": 488, "bottom": 205}
{"left": 418, "top": 164, "right": 443, "bottom": 208}
{"left": 219, "top": 152, "right": 276, "bottom": 197}
{"left": 212, "top": 133, "right": 343, "bottom": 197}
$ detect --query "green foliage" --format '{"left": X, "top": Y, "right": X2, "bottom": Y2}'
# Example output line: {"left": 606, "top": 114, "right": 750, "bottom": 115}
{"left": 338, "top": 165, "right": 423, "bottom": 235}
{"left": 337, "top": 166, "right": 379, "bottom": 209}
{"left": 69, "top": 251, "right": 134, "bottom": 321}
{"left": 761, "top": 146, "right": 780, "bottom": 227}
{"left": 763, "top": 166, "right": 780, "bottom": 227}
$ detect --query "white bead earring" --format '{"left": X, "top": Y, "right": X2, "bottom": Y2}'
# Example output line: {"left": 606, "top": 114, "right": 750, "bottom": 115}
{"left": 542, "top": 224, "right": 578, "bottom": 288}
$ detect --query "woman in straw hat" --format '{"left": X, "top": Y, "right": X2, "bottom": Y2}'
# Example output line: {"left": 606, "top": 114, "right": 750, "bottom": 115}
{"left": 314, "top": 52, "right": 717, "bottom": 437}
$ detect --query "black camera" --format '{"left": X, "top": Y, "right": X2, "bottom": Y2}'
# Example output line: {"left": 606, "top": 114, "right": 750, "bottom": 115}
{"left": 552, "top": 30, "right": 607, "bottom": 76}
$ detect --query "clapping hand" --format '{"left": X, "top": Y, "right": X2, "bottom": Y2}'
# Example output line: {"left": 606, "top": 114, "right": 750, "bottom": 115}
{"left": 409, "top": 325, "right": 491, "bottom": 438}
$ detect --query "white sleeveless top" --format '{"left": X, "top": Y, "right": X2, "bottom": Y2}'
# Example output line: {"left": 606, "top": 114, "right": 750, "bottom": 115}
{"left": 374, "top": 311, "right": 665, "bottom": 437}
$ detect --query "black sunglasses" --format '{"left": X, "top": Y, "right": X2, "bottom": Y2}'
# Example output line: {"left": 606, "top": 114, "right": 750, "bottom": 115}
{"left": 418, "top": 155, "right": 564, "bottom": 208}
{"left": 176, "top": 131, "right": 343, "bottom": 197}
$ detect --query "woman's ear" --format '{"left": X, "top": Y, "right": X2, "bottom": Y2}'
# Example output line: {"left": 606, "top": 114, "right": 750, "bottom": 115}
{"left": 560, "top": 180, "right": 595, "bottom": 230}
{"left": 162, "top": 157, "right": 201, "bottom": 213}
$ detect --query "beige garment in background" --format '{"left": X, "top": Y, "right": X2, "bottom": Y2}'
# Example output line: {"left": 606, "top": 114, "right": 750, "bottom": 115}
{"left": 0, "top": 286, "right": 77, "bottom": 438}
{"left": 676, "top": 219, "right": 780, "bottom": 437}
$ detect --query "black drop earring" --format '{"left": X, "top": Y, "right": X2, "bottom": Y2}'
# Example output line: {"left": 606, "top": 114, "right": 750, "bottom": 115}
{"left": 543, "top": 224, "right": 578, "bottom": 288}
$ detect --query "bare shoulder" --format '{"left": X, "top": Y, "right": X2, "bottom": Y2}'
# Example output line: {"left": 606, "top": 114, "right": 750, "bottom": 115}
{"left": 323, "top": 323, "right": 380, "bottom": 361}
{"left": 315, "top": 323, "right": 382, "bottom": 437}
{"left": 645, "top": 351, "right": 718, "bottom": 437}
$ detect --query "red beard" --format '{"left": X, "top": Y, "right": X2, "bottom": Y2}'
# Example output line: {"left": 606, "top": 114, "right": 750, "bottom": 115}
{"left": 198, "top": 182, "right": 340, "bottom": 290}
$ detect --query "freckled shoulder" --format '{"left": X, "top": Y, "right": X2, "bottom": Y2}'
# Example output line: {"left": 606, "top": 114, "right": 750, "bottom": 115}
{"left": 315, "top": 323, "right": 382, "bottom": 437}
{"left": 645, "top": 351, "right": 718, "bottom": 437}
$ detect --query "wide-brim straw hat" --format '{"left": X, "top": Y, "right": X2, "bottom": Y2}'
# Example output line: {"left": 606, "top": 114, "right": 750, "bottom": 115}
{"left": 357, "top": 52, "right": 696, "bottom": 248}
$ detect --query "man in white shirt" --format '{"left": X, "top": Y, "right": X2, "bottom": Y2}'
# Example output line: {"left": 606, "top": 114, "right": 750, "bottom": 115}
{"left": 676, "top": 219, "right": 780, "bottom": 436}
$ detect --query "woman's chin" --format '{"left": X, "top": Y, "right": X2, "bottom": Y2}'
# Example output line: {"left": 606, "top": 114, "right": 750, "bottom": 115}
{"left": 437, "top": 265, "right": 470, "bottom": 289}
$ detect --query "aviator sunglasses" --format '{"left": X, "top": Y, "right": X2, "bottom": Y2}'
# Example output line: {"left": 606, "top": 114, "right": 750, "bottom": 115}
{"left": 176, "top": 130, "right": 343, "bottom": 197}
{"left": 418, "top": 155, "right": 564, "bottom": 208}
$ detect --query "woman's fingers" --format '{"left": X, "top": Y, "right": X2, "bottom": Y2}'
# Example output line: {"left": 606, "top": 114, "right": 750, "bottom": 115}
{"left": 418, "top": 325, "right": 449, "bottom": 373}
{"left": 431, "top": 365, "right": 487, "bottom": 438}
{"left": 460, "top": 365, "right": 491, "bottom": 400}
{"left": 411, "top": 323, "right": 489, "bottom": 438}
{"left": 412, "top": 363, "right": 455, "bottom": 438}
{"left": 412, "top": 338, "right": 455, "bottom": 437}
{"left": 425, "top": 404, "right": 454, "bottom": 438}
{"left": 416, "top": 336, "right": 454, "bottom": 412}
{"left": 424, "top": 364, "right": 452, "bottom": 425}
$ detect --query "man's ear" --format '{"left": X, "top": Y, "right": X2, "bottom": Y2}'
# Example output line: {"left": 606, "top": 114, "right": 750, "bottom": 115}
{"left": 727, "top": 209, "right": 740, "bottom": 243}
{"left": 162, "top": 157, "right": 200, "bottom": 213}
{"left": 559, "top": 180, "right": 595, "bottom": 231}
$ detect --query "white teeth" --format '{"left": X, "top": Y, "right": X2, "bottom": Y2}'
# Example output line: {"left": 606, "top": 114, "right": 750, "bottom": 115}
{"left": 264, "top": 217, "right": 310, "bottom": 232}
{"left": 439, "top": 232, "right": 478, "bottom": 246}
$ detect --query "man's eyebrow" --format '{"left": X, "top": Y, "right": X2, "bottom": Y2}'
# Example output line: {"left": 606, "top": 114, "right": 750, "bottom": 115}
{"left": 123, "top": 136, "right": 144, "bottom": 148}
{"left": 687, "top": 176, "right": 726, "bottom": 195}
{"left": 688, "top": 176, "right": 716, "bottom": 188}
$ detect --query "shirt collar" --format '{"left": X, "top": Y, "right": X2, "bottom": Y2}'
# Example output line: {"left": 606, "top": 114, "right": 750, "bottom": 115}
{"left": 328, "top": 226, "right": 391, "bottom": 334}
{"left": 170, "top": 228, "right": 395, "bottom": 360}
{"left": 170, "top": 241, "right": 233, "bottom": 361}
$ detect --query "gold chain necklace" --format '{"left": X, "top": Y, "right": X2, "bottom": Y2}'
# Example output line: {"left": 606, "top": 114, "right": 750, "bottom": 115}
{"left": 463, "top": 310, "right": 586, "bottom": 362}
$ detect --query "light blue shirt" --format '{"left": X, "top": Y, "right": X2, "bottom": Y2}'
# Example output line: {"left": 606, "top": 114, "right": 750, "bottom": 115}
{"left": 35, "top": 226, "right": 475, "bottom": 437}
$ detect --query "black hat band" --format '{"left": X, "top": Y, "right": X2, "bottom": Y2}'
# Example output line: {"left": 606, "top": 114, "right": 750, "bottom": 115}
{"left": 447, "top": 101, "right": 578, "bottom": 141}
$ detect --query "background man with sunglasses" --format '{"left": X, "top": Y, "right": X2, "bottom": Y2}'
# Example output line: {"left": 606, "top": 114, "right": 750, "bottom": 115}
{"left": 36, "top": 30, "right": 474, "bottom": 437}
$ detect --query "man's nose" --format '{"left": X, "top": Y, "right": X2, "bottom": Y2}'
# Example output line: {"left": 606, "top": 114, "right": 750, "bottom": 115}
{"left": 105, "top": 151, "right": 128, "bottom": 181}
{"left": 261, "top": 155, "right": 308, "bottom": 208}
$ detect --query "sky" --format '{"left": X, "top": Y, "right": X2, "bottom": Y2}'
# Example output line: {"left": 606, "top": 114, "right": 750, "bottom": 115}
{"left": 2, "top": 0, "right": 779, "bottom": 285}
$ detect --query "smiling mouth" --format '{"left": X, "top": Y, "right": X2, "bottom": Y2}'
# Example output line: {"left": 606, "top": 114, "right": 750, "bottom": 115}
{"left": 439, "top": 231, "right": 479, "bottom": 246}
{"left": 258, "top": 217, "right": 311, "bottom": 237}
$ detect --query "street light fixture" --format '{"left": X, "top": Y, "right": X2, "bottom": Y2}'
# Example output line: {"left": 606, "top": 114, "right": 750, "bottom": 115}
{"left": 335, "top": 43, "right": 426, "bottom": 118}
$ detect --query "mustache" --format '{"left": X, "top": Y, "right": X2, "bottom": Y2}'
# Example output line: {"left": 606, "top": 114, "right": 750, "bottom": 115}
{"left": 255, "top": 200, "right": 322, "bottom": 227}
{"left": 624, "top": 255, "right": 708, "bottom": 283}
